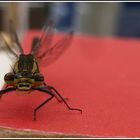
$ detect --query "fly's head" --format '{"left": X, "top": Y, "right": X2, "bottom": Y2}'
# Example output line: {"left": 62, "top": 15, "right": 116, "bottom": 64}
{"left": 14, "top": 72, "right": 34, "bottom": 90}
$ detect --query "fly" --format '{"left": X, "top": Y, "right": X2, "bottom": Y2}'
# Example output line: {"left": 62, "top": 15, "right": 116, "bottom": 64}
{"left": 0, "top": 19, "right": 82, "bottom": 120}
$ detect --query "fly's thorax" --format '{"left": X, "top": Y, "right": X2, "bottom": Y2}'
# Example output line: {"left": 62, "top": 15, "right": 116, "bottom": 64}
{"left": 14, "top": 54, "right": 40, "bottom": 74}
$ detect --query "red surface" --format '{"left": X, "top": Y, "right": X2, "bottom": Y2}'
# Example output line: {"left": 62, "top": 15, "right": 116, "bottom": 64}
{"left": 1, "top": 31, "right": 140, "bottom": 137}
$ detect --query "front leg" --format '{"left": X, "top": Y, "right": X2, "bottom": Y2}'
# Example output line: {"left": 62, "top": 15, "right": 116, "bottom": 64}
{"left": 43, "top": 83, "right": 68, "bottom": 102}
{"left": 44, "top": 85, "right": 82, "bottom": 114}
{"left": 47, "top": 85, "right": 68, "bottom": 103}
{"left": 0, "top": 85, "right": 11, "bottom": 99}
{"left": 32, "top": 85, "right": 82, "bottom": 120}
{"left": 0, "top": 87, "right": 16, "bottom": 95}
{"left": 32, "top": 86, "right": 55, "bottom": 120}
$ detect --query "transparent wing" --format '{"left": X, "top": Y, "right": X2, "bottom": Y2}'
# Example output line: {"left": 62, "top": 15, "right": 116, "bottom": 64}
{"left": 30, "top": 20, "right": 74, "bottom": 67}
{"left": 37, "top": 31, "right": 74, "bottom": 67}
{"left": 30, "top": 20, "right": 54, "bottom": 57}
{"left": 9, "top": 19, "right": 24, "bottom": 54}
{"left": 0, "top": 20, "right": 24, "bottom": 63}
{"left": 0, "top": 32, "right": 18, "bottom": 71}
{"left": 0, "top": 32, "right": 18, "bottom": 59}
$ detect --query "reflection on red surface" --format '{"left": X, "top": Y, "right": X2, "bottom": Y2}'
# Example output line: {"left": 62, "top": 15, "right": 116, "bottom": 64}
{"left": 0, "top": 31, "right": 140, "bottom": 137}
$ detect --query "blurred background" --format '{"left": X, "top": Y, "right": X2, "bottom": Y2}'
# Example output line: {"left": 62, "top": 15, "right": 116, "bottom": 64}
{"left": 0, "top": 2, "right": 140, "bottom": 88}
{"left": 0, "top": 2, "right": 140, "bottom": 38}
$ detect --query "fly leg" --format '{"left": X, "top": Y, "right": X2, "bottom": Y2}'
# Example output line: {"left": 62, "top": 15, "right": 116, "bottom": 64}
{"left": 43, "top": 83, "right": 61, "bottom": 102}
{"left": 43, "top": 83, "right": 68, "bottom": 103}
{"left": 47, "top": 85, "right": 69, "bottom": 103}
{"left": 0, "top": 87, "right": 16, "bottom": 96}
{"left": 32, "top": 86, "right": 55, "bottom": 121}
{"left": 45, "top": 85, "right": 82, "bottom": 114}
{"left": 0, "top": 85, "right": 10, "bottom": 99}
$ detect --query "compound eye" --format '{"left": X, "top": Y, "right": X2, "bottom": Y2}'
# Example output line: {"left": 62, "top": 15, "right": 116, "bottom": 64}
{"left": 4, "top": 73, "right": 15, "bottom": 81}
{"left": 34, "top": 73, "right": 44, "bottom": 81}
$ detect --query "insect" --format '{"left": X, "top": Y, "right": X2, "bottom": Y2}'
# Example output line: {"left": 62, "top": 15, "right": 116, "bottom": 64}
{"left": 0, "top": 20, "right": 82, "bottom": 120}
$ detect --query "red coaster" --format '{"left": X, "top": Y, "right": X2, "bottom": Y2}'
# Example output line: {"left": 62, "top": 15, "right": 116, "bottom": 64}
{"left": 0, "top": 31, "right": 140, "bottom": 137}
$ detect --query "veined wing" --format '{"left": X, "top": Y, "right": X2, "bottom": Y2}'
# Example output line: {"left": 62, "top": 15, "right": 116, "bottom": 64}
{"left": 30, "top": 20, "right": 74, "bottom": 67}
{"left": 0, "top": 32, "right": 18, "bottom": 58}
{"left": 30, "top": 20, "right": 54, "bottom": 57}
{"left": 9, "top": 19, "right": 24, "bottom": 54}
{"left": 0, "top": 20, "right": 24, "bottom": 59}
{"left": 37, "top": 31, "right": 74, "bottom": 67}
